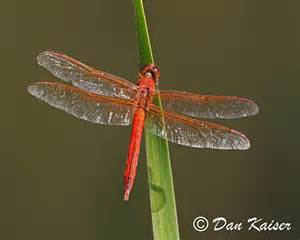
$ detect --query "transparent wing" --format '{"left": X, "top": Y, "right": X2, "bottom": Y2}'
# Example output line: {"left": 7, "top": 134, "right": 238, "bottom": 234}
{"left": 146, "top": 105, "right": 250, "bottom": 149}
{"left": 28, "top": 82, "right": 134, "bottom": 125}
{"left": 37, "top": 51, "right": 138, "bottom": 99}
{"left": 158, "top": 90, "right": 259, "bottom": 119}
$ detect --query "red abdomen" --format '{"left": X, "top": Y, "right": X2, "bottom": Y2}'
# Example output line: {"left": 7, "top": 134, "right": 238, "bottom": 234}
{"left": 123, "top": 107, "right": 145, "bottom": 201}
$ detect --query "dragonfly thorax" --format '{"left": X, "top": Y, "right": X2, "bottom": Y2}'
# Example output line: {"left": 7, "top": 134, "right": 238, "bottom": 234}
{"left": 135, "top": 77, "right": 155, "bottom": 110}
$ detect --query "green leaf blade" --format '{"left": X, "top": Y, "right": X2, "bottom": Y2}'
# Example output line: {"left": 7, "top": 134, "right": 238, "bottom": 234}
{"left": 133, "top": 0, "right": 180, "bottom": 239}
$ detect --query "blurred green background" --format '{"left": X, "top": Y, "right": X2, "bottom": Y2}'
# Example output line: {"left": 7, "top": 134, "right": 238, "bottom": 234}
{"left": 2, "top": 0, "right": 300, "bottom": 239}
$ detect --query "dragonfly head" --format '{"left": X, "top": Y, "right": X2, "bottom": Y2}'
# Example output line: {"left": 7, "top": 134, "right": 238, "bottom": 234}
{"left": 140, "top": 64, "right": 160, "bottom": 82}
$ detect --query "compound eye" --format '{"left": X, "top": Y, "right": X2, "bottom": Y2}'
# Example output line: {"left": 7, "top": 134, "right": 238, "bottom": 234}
{"left": 152, "top": 66, "right": 160, "bottom": 80}
{"left": 140, "top": 64, "right": 160, "bottom": 81}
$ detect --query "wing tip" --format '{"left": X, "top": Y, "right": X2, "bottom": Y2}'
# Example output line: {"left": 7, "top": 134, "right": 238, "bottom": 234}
{"left": 37, "top": 50, "right": 61, "bottom": 66}
{"left": 223, "top": 99, "right": 259, "bottom": 119}
{"left": 37, "top": 51, "right": 49, "bottom": 66}
{"left": 248, "top": 100, "right": 259, "bottom": 117}
{"left": 27, "top": 83, "right": 42, "bottom": 98}
{"left": 27, "top": 84, "right": 36, "bottom": 95}
{"left": 237, "top": 140, "right": 251, "bottom": 150}
{"left": 28, "top": 82, "right": 50, "bottom": 99}
{"left": 227, "top": 100, "right": 259, "bottom": 119}
{"left": 230, "top": 130, "right": 251, "bottom": 150}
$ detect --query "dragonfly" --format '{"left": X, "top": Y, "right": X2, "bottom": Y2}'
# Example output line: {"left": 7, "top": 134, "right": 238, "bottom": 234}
{"left": 28, "top": 51, "right": 259, "bottom": 201}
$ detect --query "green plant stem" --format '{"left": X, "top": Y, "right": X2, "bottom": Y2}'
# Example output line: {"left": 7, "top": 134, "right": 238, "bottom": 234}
{"left": 133, "top": 1, "right": 180, "bottom": 239}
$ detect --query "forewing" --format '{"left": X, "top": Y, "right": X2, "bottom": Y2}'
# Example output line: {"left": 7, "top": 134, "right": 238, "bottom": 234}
{"left": 158, "top": 90, "right": 259, "bottom": 119}
{"left": 28, "top": 82, "right": 134, "bottom": 125}
{"left": 146, "top": 106, "right": 250, "bottom": 149}
{"left": 37, "top": 51, "right": 138, "bottom": 99}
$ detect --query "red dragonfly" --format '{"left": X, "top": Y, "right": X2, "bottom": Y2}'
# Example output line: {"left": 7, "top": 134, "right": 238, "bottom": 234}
{"left": 28, "top": 51, "right": 258, "bottom": 201}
